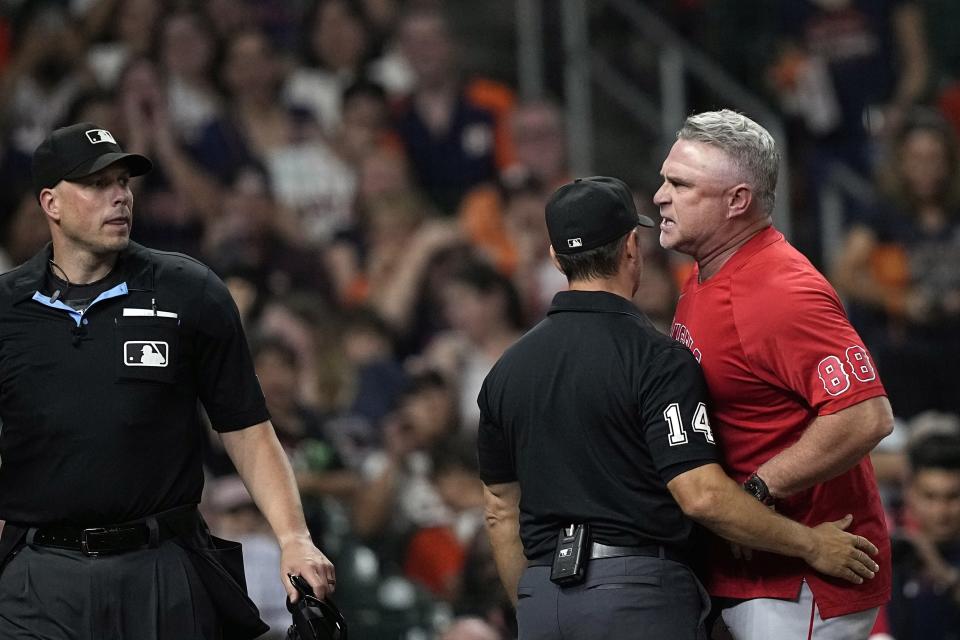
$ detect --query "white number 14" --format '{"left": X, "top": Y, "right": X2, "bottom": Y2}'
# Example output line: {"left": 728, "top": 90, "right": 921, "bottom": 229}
{"left": 664, "top": 402, "right": 715, "bottom": 446}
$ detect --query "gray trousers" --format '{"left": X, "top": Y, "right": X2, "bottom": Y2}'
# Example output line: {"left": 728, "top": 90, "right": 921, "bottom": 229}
{"left": 0, "top": 540, "right": 219, "bottom": 640}
{"left": 517, "top": 556, "right": 710, "bottom": 640}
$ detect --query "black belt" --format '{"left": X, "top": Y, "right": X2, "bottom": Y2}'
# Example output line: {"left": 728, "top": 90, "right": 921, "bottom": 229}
{"left": 21, "top": 505, "right": 196, "bottom": 557}
{"left": 530, "top": 542, "right": 687, "bottom": 566}
{"left": 589, "top": 542, "right": 685, "bottom": 564}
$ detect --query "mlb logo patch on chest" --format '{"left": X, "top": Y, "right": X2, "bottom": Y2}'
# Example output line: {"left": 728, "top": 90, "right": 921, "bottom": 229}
{"left": 124, "top": 341, "right": 169, "bottom": 367}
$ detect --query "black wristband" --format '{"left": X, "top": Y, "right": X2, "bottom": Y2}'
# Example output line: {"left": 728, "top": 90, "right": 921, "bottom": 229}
{"left": 743, "top": 472, "right": 775, "bottom": 506}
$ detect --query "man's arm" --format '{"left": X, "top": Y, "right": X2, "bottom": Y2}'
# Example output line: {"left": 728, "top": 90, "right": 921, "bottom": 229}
{"left": 668, "top": 463, "right": 880, "bottom": 583}
{"left": 756, "top": 396, "right": 894, "bottom": 499}
{"left": 483, "top": 481, "right": 524, "bottom": 607}
{"left": 220, "top": 421, "right": 335, "bottom": 601}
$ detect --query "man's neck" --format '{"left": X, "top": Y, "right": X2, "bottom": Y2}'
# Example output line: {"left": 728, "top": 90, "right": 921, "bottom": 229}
{"left": 696, "top": 218, "right": 772, "bottom": 283}
{"left": 568, "top": 276, "right": 634, "bottom": 301}
{"left": 51, "top": 245, "right": 120, "bottom": 285}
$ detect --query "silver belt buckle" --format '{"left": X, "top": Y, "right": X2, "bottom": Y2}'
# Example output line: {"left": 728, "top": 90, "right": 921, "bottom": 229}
{"left": 80, "top": 527, "right": 108, "bottom": 556}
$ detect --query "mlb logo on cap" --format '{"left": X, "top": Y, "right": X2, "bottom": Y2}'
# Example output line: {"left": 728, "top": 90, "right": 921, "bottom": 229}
{"left": 567, "top": 238, "right": 583, "bottom": 249}
{"left": 85, "top": 129, "right": 116, "bottom": 145}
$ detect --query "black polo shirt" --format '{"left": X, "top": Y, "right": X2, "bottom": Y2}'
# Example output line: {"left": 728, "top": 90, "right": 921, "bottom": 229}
{"left": 0, "top": 242, "right": 269, "bottom": 525}
{"left": 477, "top": 290, "right": 718, "bottom": 562}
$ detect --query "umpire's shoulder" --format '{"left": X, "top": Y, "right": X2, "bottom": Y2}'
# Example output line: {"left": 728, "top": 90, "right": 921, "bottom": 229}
{"left": 137, "top": 244, "right": 212, "bottom": 280}
{"left": 649, "top": 327, "right": 700, "bottom": 366}
{"left": 0, "top": 262, "right": 26, "bottom": 295}
{"left": 481, "top": 318, "right": 550, "bottom": 381}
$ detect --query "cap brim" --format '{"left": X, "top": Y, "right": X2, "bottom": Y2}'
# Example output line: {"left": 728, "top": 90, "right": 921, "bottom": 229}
{"left": 63, "top": 152, "right": 153, "bottom": 181}
{"left": 638, "top": 214, "right": 655, "bottom": 228}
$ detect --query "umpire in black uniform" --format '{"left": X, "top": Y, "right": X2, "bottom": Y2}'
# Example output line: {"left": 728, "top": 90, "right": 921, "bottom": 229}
{"left": 0, "top": 123, "right": 335, "bottom": 639}
{"left": 478, "top": 177, "right": 883, "bottom": 639}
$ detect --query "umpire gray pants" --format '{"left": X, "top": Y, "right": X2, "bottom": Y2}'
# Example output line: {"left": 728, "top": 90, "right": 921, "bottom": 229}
{"left": 517, "top": 556, "right": 710, "bottom": 640}
{"left": 0, "top": 540, "right": 219, "bottom": 639}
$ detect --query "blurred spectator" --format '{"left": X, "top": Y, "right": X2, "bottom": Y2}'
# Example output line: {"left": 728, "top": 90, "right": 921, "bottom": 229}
{"left": 0, "top": 193, "right": 50, "bottom": 273}
{"left": 664, "top": 0, "right": 778, "bottom": 98}
{"left": 326, "top": 192, "right": 424, "bottom": 307}
{"left": 220, "top": 262, "right": 264, "bottom": 329}
{"left": 333, "top": 79, "right": 396, "bottom": 167}
{"left": 831, "top": 108, "right": 960, "bottom": 418}
{"left": 196, "top": 28, "right": 356, "bottom": 244}
{"left": 459, "top": 98, "right": 570, "bottom": 276}
{"left": 117, "top": 57, "right": 224, "bottom": 255}
{"left": 0, "top": 4, "right": 90, "bottom": 157}
{"left": 84, "top": 0, "right": 161, "bottom": 89}
{"left": 884, "top": 432, "right": 960, "bottom": 639}
{"left": 285, "top": 0, "right": 373, "bottom": 134}
{"left": 358, "top": 193, "right": 432, "bottom": 304}
{"left": 256, "top": 292, "right": 331, "bottom": 409}
{"left": 61, "top": 89, "right": 122, "bottom": 133}
{"left": 351, "top": 370, "right": 462, "bottom": 558}
{"left": 157, "top": 6, "right": 223, "bottom": 146}
{"left": 421, "top": 258, "right": 525, "bottom": 433}
{"left": 201, "top": 0, "right": 257, "bottom": 42}
{"left": 358, "top": 216, "right": 467, "bottom": 351}
{"left": 255, "top": 294, "right": 405, "bottom": 464}
{"left": 769, "top": 0, "right": 930, "bottom": 257}
{"left": 498, "top": 175, "right": 566, "bottom": 324}
{"left": 392, "top": 6, "right": 516, "bottom": 215}
{"left": 403, "top": 439, "right": 484, "bottom": 601}
{"left": 204, "top": 162, "right": 332, "bottom": 300}
{"left": 358, "top": 0, "right": 415, "bottom": 97}
{"left": 358, "top": 144, "right": 415, "bottom": 202}
{"left": 251, "top": 335, "right": 360, "bottom": 519}
{"left": 456, "top": 524, "right": 516, "bottom": 639}
{"left": 770, "top": 0, "right": 928, "bottom": 145}
{"left": 339, "top": 307, "right": 408, "bottom": 427}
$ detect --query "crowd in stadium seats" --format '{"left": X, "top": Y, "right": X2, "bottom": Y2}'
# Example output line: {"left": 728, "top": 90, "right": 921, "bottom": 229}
{"left": 0, "top": 0, "right": 958, "bottom": 638}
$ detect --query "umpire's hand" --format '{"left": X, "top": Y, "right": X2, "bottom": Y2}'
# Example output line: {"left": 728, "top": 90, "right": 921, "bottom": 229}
{"left": 281, "top": 534, "right": 337, "bottom": 602}
{"left": 805, "top": 514, "right": 880, "bottom": 584}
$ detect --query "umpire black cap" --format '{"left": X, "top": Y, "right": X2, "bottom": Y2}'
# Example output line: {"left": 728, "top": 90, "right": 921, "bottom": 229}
{"left": 32, "top": 122, "right": 152, "bottom": 199}
{"left": 546, "top": 176, "right": 655, "bottom": 255}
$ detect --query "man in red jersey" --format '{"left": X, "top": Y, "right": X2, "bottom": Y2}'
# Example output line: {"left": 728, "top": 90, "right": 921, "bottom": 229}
{"left": 654, "top": 109, "right": 895, "bottom": 640}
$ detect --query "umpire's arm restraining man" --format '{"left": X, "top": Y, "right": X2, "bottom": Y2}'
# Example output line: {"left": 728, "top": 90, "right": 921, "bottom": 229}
{"left": 477, "top": 176, "right": 882, "bottom": 640}
{"left": 0, "top": 123, "right": 333, "bottom": 639}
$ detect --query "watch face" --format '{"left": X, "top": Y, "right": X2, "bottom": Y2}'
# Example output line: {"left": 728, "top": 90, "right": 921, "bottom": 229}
{"left": 745, "top": 476, "right": 768, "bottom": 500}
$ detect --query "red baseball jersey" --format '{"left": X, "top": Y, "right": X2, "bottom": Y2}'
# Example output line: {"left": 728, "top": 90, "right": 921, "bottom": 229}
{"left": 671, "top": 226, "right": 891, "bottom": 619}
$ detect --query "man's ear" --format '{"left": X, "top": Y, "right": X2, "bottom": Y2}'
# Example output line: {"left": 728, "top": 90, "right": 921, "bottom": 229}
{"left": 39, "top": 188, "right": 60, "bottom": 223}
{"left": 549, "top": 245, "right": 563, "bottom": 274}
{"left": 726, "top": 183, "right": 753, "bottom": 220}
{"left": 624, "top": 228, "right": 641, "bottom": 261}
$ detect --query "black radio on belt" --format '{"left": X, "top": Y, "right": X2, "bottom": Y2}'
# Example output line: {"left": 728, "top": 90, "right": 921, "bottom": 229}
{"left": 550, "top": 523, "right": 590, "bottom": 586}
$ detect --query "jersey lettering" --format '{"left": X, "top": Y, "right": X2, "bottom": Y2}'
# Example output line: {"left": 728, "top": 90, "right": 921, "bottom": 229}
{"left": 692, "top": 402, "right": 714, "bottom": 443}
{"left": 817, "top": 355, "right": 851, "bottom": 396}
{"left": 671, "top": 322, "right": 703, "bottom": 363}
{"left": 845, "top": 345, "right": 876, "bottom": 383}
{"left": 664, "top": 403, "right": 687, "bottom": 446}
{"left": 664, "top": 402, "right": 714, "bottom": 446}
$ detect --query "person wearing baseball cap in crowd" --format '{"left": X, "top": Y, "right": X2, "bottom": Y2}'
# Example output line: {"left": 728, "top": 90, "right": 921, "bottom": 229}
{"left": 477, "top": 176, "right": 883, "bottom": 639}
{"left": 0, "top": 123, "right": 335, "bottom": 639}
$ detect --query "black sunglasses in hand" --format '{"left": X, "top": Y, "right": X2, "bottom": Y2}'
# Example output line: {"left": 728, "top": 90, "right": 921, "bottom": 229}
{"left": 287, "top": 574, "right": 348, "bottom": 640}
